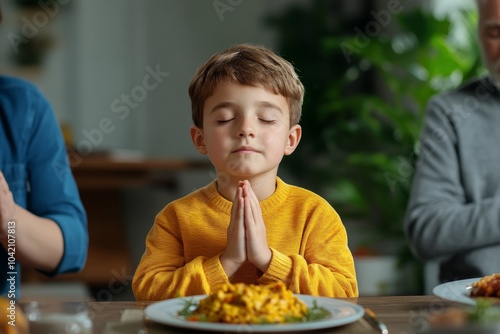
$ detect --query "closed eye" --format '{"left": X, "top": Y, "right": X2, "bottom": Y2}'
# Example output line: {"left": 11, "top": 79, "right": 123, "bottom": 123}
{"left": 486, "top": 27, "right": 500, "bottom": 38}
{"left": 216, "top": 118, "right": 235, "bottom": 125}
{"left": 259, "top": 119, "right": 276, "bottom": 124}
{"left": 483, "top": 24, "right": 500, "bottom": 38}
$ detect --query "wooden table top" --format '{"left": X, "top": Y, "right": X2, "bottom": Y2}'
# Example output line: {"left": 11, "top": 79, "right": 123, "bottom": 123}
{"left": 69, "top": 154, "right": 212, "bottom": 190}
{"left": 21, "top": 295, "right": 487, "bottom": 334}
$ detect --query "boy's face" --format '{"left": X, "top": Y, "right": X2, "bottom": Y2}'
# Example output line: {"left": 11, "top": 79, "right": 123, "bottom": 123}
{"left": 190, "top": 81, "right": 301, "bottom": 180}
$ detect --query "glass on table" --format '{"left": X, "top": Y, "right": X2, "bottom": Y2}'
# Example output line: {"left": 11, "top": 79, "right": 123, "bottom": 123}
{"left": 22, "top": 301, "right": 93, "bottom": 334}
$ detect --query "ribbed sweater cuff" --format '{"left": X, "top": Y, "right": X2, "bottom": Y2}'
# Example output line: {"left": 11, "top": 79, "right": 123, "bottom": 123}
{"left": 259, "top": 247, "right": 293, "bottom": 283}
{"left": 203, "top": 254, "right": 229, "bottom": 290}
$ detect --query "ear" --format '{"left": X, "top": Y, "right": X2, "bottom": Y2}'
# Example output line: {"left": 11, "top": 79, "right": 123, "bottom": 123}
{"left": 190, "top": 125, "right": 207, "bottom": 155}
{"left": 284, "top": 124, "right": 301, "bottom": 155}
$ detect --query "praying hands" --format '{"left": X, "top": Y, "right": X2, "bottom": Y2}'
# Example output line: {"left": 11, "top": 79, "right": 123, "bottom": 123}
{"left": 220, "top": 180, "right": 272, "bottom": 278}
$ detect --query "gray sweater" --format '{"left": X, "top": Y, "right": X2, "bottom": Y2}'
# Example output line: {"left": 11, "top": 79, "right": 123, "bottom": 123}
{"left": 405, "top": 76, "right": 500, "bottom": 283}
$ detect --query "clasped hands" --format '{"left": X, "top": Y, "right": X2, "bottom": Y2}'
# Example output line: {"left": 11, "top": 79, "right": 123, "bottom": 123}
{"left": 220, "top": 180, "right": 272, "bottom": 278}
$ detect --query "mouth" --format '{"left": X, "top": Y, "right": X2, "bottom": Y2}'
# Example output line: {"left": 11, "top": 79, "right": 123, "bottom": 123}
{"left": 233, "top": 146, "right": 259, "bottom": 153}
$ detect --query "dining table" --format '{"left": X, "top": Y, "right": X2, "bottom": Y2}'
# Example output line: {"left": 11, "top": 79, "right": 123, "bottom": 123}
{"left": 21, "top": 294, "right": 493, "bottom": 334}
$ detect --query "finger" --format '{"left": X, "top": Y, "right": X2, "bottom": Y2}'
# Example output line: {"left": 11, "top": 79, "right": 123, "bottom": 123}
{"left": 230, "top": 187, "right": 244, "bottom": 226}
{"left": 244, "top": 183, "right": 258, "bottom": 204}
{"left": 238, "top": 180, "right": 245, "bottom": 196}
{"left": 0, "top": 172, "right": 7, "bottom": 191}
{"left": 0, "top": 189, "right": 15, "bottom": 222}
{"left": 230, "top": 185, "right": 240, "bottom": 218}
{"left": 239, "top": 183, "right": 254, "bottom": 225}
{"left": 1, "top": 184, "right": 9, "bottom": 195}
{"left": 246, "top": 185, "right": 262, "bottom": 219}
{"left": 244, "top": 195, "right": 253, "bottom": 228}
{"left": 237, "top": 186, "right": 244, "bottom": 223}
{"left": 226, "top": 186, "right": 246, "bottom": 260}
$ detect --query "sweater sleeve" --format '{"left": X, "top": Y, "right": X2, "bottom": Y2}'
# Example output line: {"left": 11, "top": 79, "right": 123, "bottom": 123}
{"left": 132, "top": 209, "right": 229, "bottom": 301}
{"left": 258, "top": 208, "right": 358, "bottom": 297}
{"left": 404, "top": 96, "right": 500, "bottom": 261}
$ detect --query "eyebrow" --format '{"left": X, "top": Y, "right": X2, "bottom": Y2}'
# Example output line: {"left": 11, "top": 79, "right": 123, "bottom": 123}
{"left": 210, "top": 101, "right": 235, "bottom": 113}
{"left": 482, "top": 20, "right": 500, "bottom": 27}
{"left": 259, "top": 101, "right": 283, "bottom": 113}
{"left": 210, "top": 101, "right": 283, "bottom": 114}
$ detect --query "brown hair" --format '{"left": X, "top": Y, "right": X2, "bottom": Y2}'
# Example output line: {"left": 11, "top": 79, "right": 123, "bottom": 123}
{"left": 188, "top": 43, "right": 304, "bottom": 128}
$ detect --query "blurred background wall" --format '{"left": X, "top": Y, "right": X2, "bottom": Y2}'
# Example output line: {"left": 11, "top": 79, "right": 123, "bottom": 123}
{"left": 0, "top": 0, "right": 479, "bottom": 300}
{"left": 2, "top": 0, "right": 300, "bottom": 158}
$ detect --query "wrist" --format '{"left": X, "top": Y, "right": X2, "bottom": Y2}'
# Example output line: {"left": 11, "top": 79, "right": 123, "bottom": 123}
{"left": 219, "top": 254, "right": 241, "bottom": 279}
{"left": 254, "top": 248, "right": 272, "bottom": 273}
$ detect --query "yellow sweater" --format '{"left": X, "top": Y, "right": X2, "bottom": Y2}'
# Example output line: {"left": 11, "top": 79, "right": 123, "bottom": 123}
{"left": 132, "top": 177, "right": 358, "bottom": 300}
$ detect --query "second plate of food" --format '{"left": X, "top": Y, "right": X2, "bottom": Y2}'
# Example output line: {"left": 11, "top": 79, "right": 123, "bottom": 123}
{"left": 433, "top": 277, "right": 499, "bottom": 306}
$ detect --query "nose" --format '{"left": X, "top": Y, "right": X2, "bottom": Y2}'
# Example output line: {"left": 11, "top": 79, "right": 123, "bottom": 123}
{"left": 238, "top": 118, "right": 255, "bottom": 138}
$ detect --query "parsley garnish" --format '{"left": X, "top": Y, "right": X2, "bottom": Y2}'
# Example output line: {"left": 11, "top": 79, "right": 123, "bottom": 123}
{"left": 177, "top": 298, "right": 198, "bottom": 318}
{"left": 469, "top": 298, "right": 500, "bottom": 325}
{"left": 306, "top": 300, "right": 331, "bottom": 322}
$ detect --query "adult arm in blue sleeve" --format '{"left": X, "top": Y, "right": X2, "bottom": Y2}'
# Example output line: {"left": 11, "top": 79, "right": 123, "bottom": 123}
{"left": 0, "top": 84, "right": 88, "bottom": 274}
{"left": 26, "top": 90, "right": 88, "bottom": 274}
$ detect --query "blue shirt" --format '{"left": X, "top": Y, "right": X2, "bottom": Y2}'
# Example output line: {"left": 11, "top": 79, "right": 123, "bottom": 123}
{"left": 0, "top": 75, "right": 88, "bottom": 298}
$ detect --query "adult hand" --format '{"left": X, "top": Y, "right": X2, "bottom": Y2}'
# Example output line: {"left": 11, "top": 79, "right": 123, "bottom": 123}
{"left": 0, "top": 170, "right": 64, "bottom": 271}
{"left": 0, "top": 171, "right": 16, "bottom": 251}
{"left": 0, "top": 171, "right": 15, "bottom": 238}
{"left": 220, "top": 183, "right": 247, "bottom": 277}
{"left": 241, "top": 180, "right": 271, "bottom": 272}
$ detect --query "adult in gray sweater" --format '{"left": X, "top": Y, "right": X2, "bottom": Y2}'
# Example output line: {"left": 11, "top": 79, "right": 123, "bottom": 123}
{"left": 405, "top": 0, "right": 500, "bottom": 283}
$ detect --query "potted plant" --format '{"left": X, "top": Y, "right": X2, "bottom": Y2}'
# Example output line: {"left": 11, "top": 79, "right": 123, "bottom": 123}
{"left": 266, "top": 2, "right": 484, "bottom": 294}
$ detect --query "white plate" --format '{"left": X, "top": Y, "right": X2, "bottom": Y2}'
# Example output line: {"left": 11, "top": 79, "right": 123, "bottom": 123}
{"left": 433, "top": 277, "right": 482, "bottom": 305}
{"left": 144, "top": 294, "right": 365, "bottom": 332}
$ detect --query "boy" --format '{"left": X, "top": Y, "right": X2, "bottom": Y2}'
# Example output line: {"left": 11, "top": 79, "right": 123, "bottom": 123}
{"left": 132, "top": 44, "right": 358, "bottom": 300}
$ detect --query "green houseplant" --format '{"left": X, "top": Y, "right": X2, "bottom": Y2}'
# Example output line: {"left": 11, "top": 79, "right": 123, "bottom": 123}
{"left": 266, "top": 2, "right": 484, "bottom": 294}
